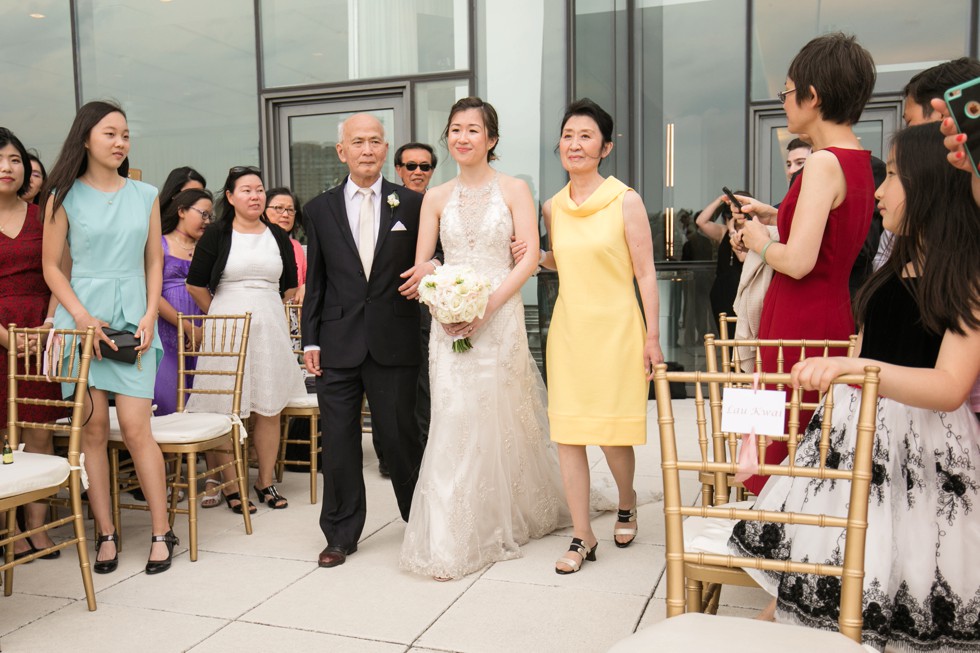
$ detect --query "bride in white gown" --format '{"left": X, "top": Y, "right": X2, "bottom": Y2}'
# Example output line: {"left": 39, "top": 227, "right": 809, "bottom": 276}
{"left": 398, "top": 97, "right": 568, "bottom": 579}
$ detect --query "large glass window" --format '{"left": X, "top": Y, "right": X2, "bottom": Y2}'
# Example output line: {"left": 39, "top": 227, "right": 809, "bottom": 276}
{"left": 260, "top": 0, "right": 469, "bottom": 88}
{"left": 413, "top": 78, "right": 470, "bottom": 188}
{"left": 75, "top": 1, "right": 259, "bottom": 193}
{"left": 752, "top": 0, "right": 972, "bottom": 101}
{"left": 0, "top": 3, "right": 77, "bottom": 170}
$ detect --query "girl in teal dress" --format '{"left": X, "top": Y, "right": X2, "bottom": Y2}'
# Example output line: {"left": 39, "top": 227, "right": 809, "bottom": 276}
{"left": 41, "top": 101, "right": 177, "bottom": 575}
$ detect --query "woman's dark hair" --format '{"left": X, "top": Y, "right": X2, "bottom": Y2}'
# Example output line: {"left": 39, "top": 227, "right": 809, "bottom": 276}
{"left": 160, "top": 188, "right": 213, "bottom": 235}
{"left": 560, "top": 98, "right": 615, "bottom": 149}
{"left": 0, "top": 127, "right": 32, "bottom": 196}
{"left": 855, "top": 122, "right": 980, "bottom": 335}
{"left": 264, "top": 186, "right": 303, "bottom": 235}
{"left": 41, "top": 100, "right": 129, "bottom": 221}
{"left": 442, "top": 97, "right": 500, "bottom": 162}
{"left": 160, "top": 166, "right": 207, "bottom": 215}
{"left": 787, "top": 33, "right": 876, "bottom": 126}
{"left": 25, "top": 152, "right": 47, "bottom": 205}
{"left": 215, "top": 166, "right": 264, "bottom": 231}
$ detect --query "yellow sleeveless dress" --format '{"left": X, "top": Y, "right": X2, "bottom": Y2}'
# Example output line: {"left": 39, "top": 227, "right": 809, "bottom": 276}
{"left": 547, "top": 176, "right": 647, "bottom": 445}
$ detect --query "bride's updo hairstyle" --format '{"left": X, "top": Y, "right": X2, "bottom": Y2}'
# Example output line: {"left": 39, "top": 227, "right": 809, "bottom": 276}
{"left": 443, "top": 96, "right": 500, "bottom": 162}
{"left": 556, "top": 98, "right": 615, "bottom": 167}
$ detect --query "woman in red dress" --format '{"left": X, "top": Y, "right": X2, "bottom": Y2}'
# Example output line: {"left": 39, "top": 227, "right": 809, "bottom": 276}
{"left": 0, "top": 127, "right": 65, "bottom": 559}
{"left": 733, "top": 34, "right": 877, "bottom": 496}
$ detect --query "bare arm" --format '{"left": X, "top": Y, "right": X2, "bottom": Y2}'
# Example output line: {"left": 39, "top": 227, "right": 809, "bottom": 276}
{"left": 399, "top": 187, "right": 444, "bottom": 299}
{"left": 739, "top": 151, "right": 843, "bottom": 279}
{"left": 623, "top": 191, "right": 664, "bottom": 378}
{"left": 135, "top": 198, "right": 163, "bottom": 352}
{"left": 485, "top": 177, "right": 540, "bottom": 316}
{"left": 695, "top": 195, "right": 728, "bottom": 244}
{"left": 185, "top": 284, "right": 212, "bottom": 314}
{"left": 792, "top": 318, "right": 980, "bottom": 412}
{"left": 538, "top": 199, "right": 557, "bottom": 270}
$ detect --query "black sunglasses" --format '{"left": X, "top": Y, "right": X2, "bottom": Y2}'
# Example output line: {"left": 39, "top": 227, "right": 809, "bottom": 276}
{"left": 398, "top": 162, "right": 433, "bottom": 172}
{"left": 229, "top": 165, "right": 261, "bottom": 175}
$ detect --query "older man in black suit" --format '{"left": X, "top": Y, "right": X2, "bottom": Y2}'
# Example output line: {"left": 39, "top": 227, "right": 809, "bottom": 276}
{"left": 302, "top": 113, "right": 437, "bottom": 568}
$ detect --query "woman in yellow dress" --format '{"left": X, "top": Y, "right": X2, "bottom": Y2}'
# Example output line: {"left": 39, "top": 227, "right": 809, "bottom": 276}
{"left": 541, "top": 99, "right": 663, "bottom": 574}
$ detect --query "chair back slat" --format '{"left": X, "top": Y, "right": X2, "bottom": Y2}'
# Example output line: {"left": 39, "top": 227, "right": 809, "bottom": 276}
{"left": 175, "top": 314, "right": 251, "bottom": 415}
{"left": 652, "top": 365, "right": 880, "bottom": 643}
{"left": 284, "top": 302, "right": 303, "bottom": 358}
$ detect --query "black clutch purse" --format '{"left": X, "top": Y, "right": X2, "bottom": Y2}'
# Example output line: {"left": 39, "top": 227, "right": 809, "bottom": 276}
{"left": 99, "top": 328, "right": 142, "bottom": 369}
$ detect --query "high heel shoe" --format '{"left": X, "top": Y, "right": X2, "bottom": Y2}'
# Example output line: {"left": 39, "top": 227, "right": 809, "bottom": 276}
{"left": 145, "top": 530, "right": 179, "bottom": 575}
{"left": 254, "top": 484, "right": 288, "bottom": 509}
{"left": 614, "top": 492, "right": 638, "bottom": 548}
{"left": 555, "top": 537, "right": 598, "bottom": 575}
{"left": 93, "top": 532, "right": 119, "bottom": 574}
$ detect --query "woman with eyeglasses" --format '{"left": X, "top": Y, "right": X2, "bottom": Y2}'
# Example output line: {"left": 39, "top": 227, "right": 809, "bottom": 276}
{"left": 264, "top": 187, "right": 306, "bottom": 304}
{"left": 730, "top": 33, "right": 877, "bottom": 495}
{"left": 185, "top": 166, "right": 306, "bottom": 512}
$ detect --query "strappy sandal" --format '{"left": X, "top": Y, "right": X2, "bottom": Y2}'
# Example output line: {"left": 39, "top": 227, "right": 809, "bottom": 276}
{"left": 224, "top": 491, "right": 257, "bottom": 514}
{"left": 555, "top": 537, "right": 598, "bottom": 575}
{"left": 254, "top": 484, "right": 288, "bottom": 509}
{"left": 614, "top": 492, "right": 638, "bottom": 548}
{"left": 201, "top": 479, "right": 223, "bottom": 509}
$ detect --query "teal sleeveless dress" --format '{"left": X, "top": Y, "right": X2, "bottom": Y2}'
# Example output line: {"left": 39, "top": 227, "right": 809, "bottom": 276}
{"left": 53, "top": 179, "right": 163, "bottom": 399}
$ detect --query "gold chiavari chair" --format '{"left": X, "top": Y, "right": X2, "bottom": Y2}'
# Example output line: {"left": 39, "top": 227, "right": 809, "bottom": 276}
{"left": 276, "top": 302, "right": 322, "bottom": 503}
{"left": 107, "top": 314, "right": 253, "bottom": 561}
{"left": 1, "top": 326, "right": 96, "bottom": 610}
{"left": 608, "top": 364, "right": 880, "bottom": 651}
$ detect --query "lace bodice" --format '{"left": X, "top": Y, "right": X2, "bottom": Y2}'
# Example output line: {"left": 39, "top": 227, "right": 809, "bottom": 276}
{"left": 440, "top": 174, "right": 514, "bottom": 288}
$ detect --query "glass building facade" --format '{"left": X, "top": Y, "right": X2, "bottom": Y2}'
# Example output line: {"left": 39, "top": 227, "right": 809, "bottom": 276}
{"left": 3, "top": 0, "right": 977, "bottom": 370}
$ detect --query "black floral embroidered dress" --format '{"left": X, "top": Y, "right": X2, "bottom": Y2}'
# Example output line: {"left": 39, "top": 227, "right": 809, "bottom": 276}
{"left": 729, "top": 275, "right": 980, "bottom": 652}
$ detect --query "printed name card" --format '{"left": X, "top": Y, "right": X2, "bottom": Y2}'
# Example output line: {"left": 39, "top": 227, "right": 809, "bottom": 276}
{"left": 721, "top": 388, "right": 786, "bottom": 436}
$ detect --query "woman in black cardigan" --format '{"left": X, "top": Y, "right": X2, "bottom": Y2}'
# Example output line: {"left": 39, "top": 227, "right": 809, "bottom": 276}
{"left": 186, "top": 166, "right": 306, "bottom": 512}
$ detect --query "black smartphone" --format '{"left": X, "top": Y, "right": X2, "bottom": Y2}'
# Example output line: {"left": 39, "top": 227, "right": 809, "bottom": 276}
{"left": 721, "top": 186, "right": 743, "bottom": 210}
{"left": 944, "top": 76, "right": 980, "bottom": 177}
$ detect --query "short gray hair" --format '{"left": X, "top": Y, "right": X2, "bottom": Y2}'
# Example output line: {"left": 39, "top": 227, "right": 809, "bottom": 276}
{"left": 336, "top": 119, "right": 346, "bottom": 144}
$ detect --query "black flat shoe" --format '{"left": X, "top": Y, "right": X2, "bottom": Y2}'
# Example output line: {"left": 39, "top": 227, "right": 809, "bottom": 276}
{"left": 13, "top": 544, "right": 35, "bottom": 563}
{"left": 27, "top": 535, "right": 61, "bottom": 560}
{"left": 93, "top": 532, "right": 119, "bottom": 574}
{"left": 145, "top": 530, "right": 179, "bottom": 575}
{"left": 254, "top": 484, "right": 288, "bottom": 509}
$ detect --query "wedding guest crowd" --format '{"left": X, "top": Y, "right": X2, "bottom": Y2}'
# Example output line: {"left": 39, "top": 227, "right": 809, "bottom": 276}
{"left": 3, "top": 31, "right": 980, "bottom": 651}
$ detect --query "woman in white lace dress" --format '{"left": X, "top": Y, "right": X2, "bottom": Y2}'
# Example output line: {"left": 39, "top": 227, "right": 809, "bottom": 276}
{"left": 185, "top": 166, "right": 306, "bottom": 512}
{"left": 399, "top": 97, "right": 567, "bottom": 580}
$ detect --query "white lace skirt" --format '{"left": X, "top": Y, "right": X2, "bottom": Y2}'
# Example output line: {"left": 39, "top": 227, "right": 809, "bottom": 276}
{"left": 186, "top": 282, "right": 305, "bottom": 417}
{"left": 729, "top": 385, "right": 980, "bottom": 652}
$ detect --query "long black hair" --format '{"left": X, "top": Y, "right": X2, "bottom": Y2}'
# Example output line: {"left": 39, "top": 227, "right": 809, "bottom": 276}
{"left": 161, "top": 188, "right": 213, "bottom": 235}
{"left": 41, "top": 100, "right": 129, "bottom": 221}
{"left": 854, "top": 122, "right": 980, "bottom": 335}
{"left": 214, "top": 166, "right": 265, "bottom": 232}
{"left": 0, "top": 127, "right": 32, "bottom": 196}
{"left": 25, "top": 152, "right": 47, "bottom": 205}
{"left": 160, "top": 166, "right": 206, "bottom": 215}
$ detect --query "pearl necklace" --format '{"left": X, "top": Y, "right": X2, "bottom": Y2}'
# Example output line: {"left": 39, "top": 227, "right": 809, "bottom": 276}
{"left": 171, "top": 230, "right": 196, "bottom": 255}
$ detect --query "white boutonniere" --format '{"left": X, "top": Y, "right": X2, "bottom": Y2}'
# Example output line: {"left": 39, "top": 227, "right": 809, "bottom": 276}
{"left": 387, "top": 192, "right": 400, "bottom": 209}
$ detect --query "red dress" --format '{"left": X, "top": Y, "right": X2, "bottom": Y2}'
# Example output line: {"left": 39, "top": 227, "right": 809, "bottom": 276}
{"left": 0, "top": 203, "right": 65, "bottom": 425}
{"left": 743, "top": 147, "right": 874, "bottom": 495}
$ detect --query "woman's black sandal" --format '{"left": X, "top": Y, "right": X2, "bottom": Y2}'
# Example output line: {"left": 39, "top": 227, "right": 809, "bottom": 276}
{"left": 93, "top": 532, "right": 119, "bottom": 574}
{"left": 254, "top": 484, "right": 288, "bottom": 509}
{"left": 555, "top": 537, "right": 597, "bottom": 575}
{"left": 614, "top": 504, "right": 638, "bottom": 548}
{"left": 145, "top": 530, "right": 179, "bottom": 575}
{"left": 224, "top": 491, "right": 257, "bottom": 514}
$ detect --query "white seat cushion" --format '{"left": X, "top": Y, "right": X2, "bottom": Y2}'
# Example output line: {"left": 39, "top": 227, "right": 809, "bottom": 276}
{"left": 607, "top": 613, "right": 867, "bottom": 652}
{"left": 285, "top": 393, "right": 318, "bottom": 409}
{"left": 108, "top": 412, "right": 234, "bottom": 444}
{"left": 682, "top": 500, "right": 754, "bottom": 555}
{"left": 0, "top": 451, "right": 70, "bottom": 499}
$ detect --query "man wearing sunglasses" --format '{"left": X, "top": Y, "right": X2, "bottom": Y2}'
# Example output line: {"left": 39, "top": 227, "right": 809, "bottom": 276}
{"left": 394, "top": 142, "right": 437, "bottom": 194}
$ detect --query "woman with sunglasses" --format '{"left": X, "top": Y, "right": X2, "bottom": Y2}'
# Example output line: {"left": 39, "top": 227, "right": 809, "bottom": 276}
{"left": 185, "top": 166, "right": 306, "bottom": 512}
{"left": 731, "top": 33, "right": 877, "bottom": 495}
{"left": 264, "top": 187, "right": 306, "bottom": 304}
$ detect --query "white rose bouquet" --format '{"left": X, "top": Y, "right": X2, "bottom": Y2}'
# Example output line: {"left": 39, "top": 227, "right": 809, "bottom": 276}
{"left": 417, "top": 264, "right": 492, "bottom": 353}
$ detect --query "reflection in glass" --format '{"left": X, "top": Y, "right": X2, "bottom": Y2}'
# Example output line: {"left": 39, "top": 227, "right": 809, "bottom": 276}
{"left": 75, "top": 1, "right": 259, "bottom": 192}
{"left": 413, "top": 79, "right": 469, "bottom": 188}
{"left": 288, "top": 109, "right": 395, "bottom": 208}
{"left": 751, "top": 0, "right": 970, "bottom": 100}
{"left": 260, "top": 0, "right": 468, "bottom": 88}
{"left": 0, "top": 3, "right": 76, "bottom": 166}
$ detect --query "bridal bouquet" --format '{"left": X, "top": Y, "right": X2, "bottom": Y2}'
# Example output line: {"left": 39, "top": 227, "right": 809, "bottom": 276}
{"left": 418, "top": 265, "right": 491, "bottom": 353}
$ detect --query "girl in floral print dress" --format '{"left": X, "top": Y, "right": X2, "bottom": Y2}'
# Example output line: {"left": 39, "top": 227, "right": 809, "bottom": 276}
{"left": 730, "top": 123, "right": 980, "bottom": 651}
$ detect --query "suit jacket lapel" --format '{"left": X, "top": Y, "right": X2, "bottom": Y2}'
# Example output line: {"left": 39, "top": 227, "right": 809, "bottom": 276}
{"left": 373, "top": 178, "right": 397, "bottom": 258}
{"left": 330, "top": 178, "right": 358, "bottom": 257}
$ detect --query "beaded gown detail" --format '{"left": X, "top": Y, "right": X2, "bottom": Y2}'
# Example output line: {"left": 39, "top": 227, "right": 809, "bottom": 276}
{"left": 399, "top": 176, "right": 567, "bottom": 579}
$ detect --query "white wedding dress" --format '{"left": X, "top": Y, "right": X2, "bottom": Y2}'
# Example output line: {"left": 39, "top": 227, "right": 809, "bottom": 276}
{"left": 399, "top": 175, "right": 569, "bottom": 579}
